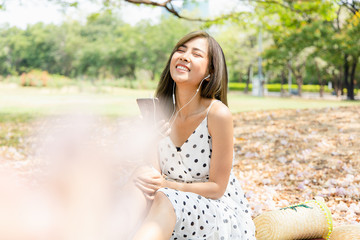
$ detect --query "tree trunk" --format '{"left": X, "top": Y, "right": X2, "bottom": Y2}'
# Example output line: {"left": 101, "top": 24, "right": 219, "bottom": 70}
{"left": 320, "top": 83, "right": 324, "bottom": 98}
{"left": 245, "top": 64, "right": 252, "bottom": 94}
{"left": 332, "top": 69, "right": 340, "bottom": 97}
{"left": 343, "top": 54, "right": 349, "bottom": 96}
{"left": 315, "top": 61, "right": 324, "bottom": 98}
{"left": 288, "top": 64, "right": 303, "bottom": 97}
{"left": 296, "top": 76, "right": 303, "bottom": 97}
{"left": 129, "top": 64, "right": 136, "bottom": 88}
{"left": 337, "top": 68, "right": 342, "bottom": 97}
{"left": 348, "top": 56, "right": 358, "bottom": 100}
{"left": 151, "top": 64, "right": 158, "bottom": 81}
{"left": 150, "top": 70, "right": 155, "bottom": 81}
{"left": 281, "top": 70, "right": 286, "bottom": 97}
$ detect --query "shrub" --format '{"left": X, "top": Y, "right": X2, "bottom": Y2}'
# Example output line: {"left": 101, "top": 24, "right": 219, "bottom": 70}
{"left": 228, "top": 82, "right": 358, "bottom": 94}
{"left": 20, "top": 70, "right": 50, "bottom": 87}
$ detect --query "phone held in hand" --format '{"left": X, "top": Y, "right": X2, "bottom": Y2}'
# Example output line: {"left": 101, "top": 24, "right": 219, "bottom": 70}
{"left": 136, "top": 98, "right": 163, "bottom": 124}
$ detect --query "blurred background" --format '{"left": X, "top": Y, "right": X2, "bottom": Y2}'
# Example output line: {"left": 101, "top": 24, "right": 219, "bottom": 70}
{"left": 0, "top": 1, "right": 359, "bottom": 237}
{"left": 0, "top": 0, "right": 359, "bottom": 104}
{"left": 0, "top": 0, "right": 359, "bottom": 171}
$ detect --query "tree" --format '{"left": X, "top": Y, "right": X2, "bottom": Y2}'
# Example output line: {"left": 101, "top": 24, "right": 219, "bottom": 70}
{"left": 0, "top": 26, "right": 29, "bottom": 75}
{"left": 0, "top": 7, "right": 199, "bottom": 81}
{"left": 338, "top": 1, "right": 360, "bottom": 100}
{"left": 1, "top": 0, "right": 359, "bottom": 98}
{"left": 216, "top": 23, "right": 259, "bottom": 90}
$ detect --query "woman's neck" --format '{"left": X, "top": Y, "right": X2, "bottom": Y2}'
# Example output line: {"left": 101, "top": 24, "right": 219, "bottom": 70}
{"left": 175, "top": 85, "right": 204, "bottom": 119}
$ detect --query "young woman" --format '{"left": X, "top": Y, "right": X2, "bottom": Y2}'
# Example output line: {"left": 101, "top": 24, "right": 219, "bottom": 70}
{"left": 132, "top": 31, "right": 256, "bottom": 240}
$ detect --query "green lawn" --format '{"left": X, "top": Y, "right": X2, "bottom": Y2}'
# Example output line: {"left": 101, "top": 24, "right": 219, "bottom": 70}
{"left": 1, "top": 84, "right": 358, "bottom": 149}
{"left": 0, "top": 85, "right": 153, "bottom": 118}
{"left": 0, "top": 84, "right": 359, "bottom": 122}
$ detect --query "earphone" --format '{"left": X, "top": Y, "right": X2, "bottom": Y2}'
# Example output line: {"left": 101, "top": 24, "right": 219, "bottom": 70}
{"left": 161, "top": 74, "right": 211, "bottom": 176}
{"left": 168, "top": 74, "right": 211, "bottom": 129}
{"left": 171, "top": 74, "right": 210, "bottom": 104}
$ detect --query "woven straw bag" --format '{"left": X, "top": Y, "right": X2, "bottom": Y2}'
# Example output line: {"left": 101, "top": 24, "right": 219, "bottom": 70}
{"left": 254, "top": 199, "right": 333, "bottom": 240}
{"left": 330, "top": 225, "right": 360, "bottom": 240}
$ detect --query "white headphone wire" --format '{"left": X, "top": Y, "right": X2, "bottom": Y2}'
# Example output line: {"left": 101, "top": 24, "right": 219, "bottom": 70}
{"left": 160, "top": 74, "right": 209, "bottom": 176}
{"left": 168, "top": 75, "right": 208, "bottom": 131}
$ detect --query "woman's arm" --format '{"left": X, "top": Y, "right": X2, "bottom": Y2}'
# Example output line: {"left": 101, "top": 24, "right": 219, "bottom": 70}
{"left": 132, "top": 121, "right": 170, "bottom": 200}
{"left": 136, "top": 102, "right": 234, "bottom": 200}
{"left": 162, "top": 102, "right": 234, "bottom": 199}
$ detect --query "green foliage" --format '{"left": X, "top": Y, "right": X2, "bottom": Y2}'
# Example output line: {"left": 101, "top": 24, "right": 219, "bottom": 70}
{"left": 0, "top": 12, "right": 198, "bottom": 82}
{"left": 256, "top": 0, "right": 359, "bottom": 98}
{"left": 229, "top": 82, "right": 358, "bottom": 94}
{"left": 229, "top": 82, "right": 252, "bottom": 91}
{"left": 0, "top": 0, "right": 358, "bottom": 98}
{"left": 69, "top": 2, "right": 78, "bottom": 7}
{"left": 216, "top": 23, "right": 259, "bottom": 83}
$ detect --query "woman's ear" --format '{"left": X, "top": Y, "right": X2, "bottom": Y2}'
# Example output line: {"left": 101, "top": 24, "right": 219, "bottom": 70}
{"left": 207, "top": 68, "right": 214, "bottom": 81}
{"left": 205, "top": 74, "right": 211, "bottom": 81}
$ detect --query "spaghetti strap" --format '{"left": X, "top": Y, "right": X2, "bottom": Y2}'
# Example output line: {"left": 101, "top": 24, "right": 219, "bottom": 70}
{"left": 206, "top": 100, "right": 220, "bottom": 116}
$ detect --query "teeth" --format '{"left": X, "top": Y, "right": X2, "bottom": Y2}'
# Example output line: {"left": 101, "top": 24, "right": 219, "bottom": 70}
{"left": 177, "top": 65, "right": 189, "bottom": 71}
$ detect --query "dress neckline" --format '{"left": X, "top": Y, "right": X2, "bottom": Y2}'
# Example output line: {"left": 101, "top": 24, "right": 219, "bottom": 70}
{"left": 167, "top": 99, "right": 219, "bottom": 151}
{"left": 168, "top": 116, "right": 207, "bottom": 150}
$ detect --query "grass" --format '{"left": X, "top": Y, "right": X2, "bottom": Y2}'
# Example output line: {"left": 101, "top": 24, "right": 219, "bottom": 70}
{"left": 0, "top": 84, "right": 358, "bottom": 150}
{"left": 1, "top": 83, "right": 359, "bottom": 120}
{"left": 0, "top": 84, "right": 154, "bottom": 118}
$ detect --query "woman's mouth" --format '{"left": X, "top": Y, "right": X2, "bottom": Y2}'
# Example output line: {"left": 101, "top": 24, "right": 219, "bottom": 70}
{"left": 176, "top": 64, "right": 190, "bottom": 72}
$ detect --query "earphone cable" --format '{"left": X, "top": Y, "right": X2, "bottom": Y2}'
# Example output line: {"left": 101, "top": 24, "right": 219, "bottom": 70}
{"left": 168, "top": 76, "right": 207, "bottom": 130}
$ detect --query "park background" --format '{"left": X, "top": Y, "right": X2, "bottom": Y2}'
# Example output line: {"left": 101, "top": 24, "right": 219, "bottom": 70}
{"left": 0, "top": 0, "right": 359, "bottom": 238}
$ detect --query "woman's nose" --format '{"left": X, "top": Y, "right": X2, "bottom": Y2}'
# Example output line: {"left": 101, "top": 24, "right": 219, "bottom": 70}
{"left": 179, "top": 52, "right": 190, "bottom": 62}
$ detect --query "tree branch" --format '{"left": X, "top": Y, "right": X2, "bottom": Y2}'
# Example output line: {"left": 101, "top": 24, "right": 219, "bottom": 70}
{"left": 338, "top": 0, "right": 358, "bottom": 14}
{"left": 240, "top": 0, "right": 302, "bottom": 14}
{"left": 124, "top": 0, "right": 250, "bottom": 22}
{"left": 124, "top": 0, "right": 169, "bottom": 8}
{"left": 124, "top": 0, "right": 320, "bottom": 23}
{"left": 335, "top": 4, "right": 342, "bottom": 32}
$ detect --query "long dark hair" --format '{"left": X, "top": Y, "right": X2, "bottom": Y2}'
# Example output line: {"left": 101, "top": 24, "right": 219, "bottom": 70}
{"left": 155, "top": 31, "right": 228, "bottom": 118}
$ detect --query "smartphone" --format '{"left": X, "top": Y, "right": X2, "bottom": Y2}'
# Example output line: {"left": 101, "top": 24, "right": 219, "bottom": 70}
{"left": 136, "top": 98, "right": 163, "bottom": 123}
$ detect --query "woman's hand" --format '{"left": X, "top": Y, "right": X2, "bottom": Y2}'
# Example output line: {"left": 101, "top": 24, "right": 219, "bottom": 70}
{"left": 138, "top": 120, "right": 171, "bottom": 148}
{"left": 156, "top": 120, "right": 171, "bottom": 139}
{"left": 133, "top": 166, "right": 165, "bottom": 200}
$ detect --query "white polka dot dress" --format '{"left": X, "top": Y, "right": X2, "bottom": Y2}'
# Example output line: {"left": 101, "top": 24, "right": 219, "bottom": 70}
{"left": 157, "top": 101, "right": 256, "bottom": 240}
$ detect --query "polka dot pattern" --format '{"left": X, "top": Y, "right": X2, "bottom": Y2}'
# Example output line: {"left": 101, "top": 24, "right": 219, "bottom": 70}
{"left": 157, "top": 102, "right": 256, "bottom": 240}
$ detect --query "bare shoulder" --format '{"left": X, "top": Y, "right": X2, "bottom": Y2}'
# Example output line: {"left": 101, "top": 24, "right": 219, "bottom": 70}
{"left": 207, "top": 100, "right": 233, "bottom": 127}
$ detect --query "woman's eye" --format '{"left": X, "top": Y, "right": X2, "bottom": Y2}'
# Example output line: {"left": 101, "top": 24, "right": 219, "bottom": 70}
{"left": 193, "top": 53, "right": 202, "bottom": 57}
{"left": 177, "top": 49, "right": 185, "bottom": 52}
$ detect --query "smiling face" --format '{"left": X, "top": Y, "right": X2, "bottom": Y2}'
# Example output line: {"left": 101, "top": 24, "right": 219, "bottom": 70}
{"left": 169, "top": 37, "right": 209, "bottom": 86}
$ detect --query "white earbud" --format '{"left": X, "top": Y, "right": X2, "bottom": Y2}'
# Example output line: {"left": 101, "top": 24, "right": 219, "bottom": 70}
{"left": 196, "top": 75, "right": 210, "bottom": 92}
{"left": 172, "top": 81, "right": 176, "bottom": 105}
{"left": 168, "top": 74, "right": 210, "bottom": 129}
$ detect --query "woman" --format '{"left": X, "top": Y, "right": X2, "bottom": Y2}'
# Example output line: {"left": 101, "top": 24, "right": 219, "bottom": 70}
{"left": 133, "top": 31, "right": 256, "bottom": 240}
